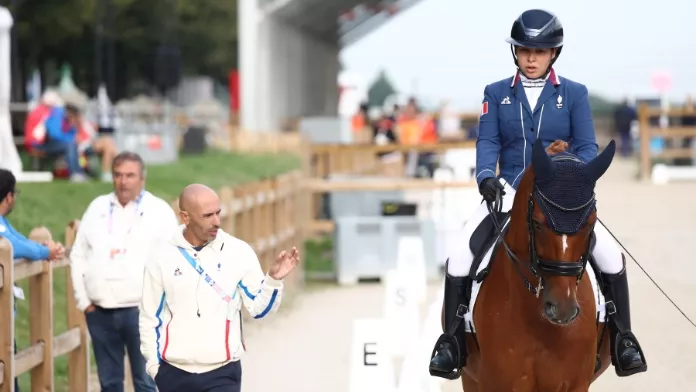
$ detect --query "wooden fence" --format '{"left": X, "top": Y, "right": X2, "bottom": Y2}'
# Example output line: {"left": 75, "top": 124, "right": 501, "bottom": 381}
{"left": 306, "top": 141, "right": 479, "bottom": 234}
{"left": 638, "top": 103, "right": 696, "bottom": 179}
{"left": 0, "top": 223, "right": 89, "bottom": 392}
{"left": 0, "top": 169, "right": 308, "bottom": 391}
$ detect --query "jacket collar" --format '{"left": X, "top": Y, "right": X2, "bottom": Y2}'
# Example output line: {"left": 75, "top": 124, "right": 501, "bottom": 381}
{"left": 172, "top": 224, "right": 225, "bottom": 252}
{"left": 511, "top": 68, "right": 561, "bottom": 87}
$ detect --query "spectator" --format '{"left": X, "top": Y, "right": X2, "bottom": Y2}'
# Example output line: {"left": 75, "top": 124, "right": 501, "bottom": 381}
{"left": 139, "top": 184, "right": 300, "bottom": 392}
{"left": 68, "top": 103, "right": 118, "bottom": 182}
{"left": 24, "top": 90, "right": 63, "bottom": 153}
{"left": 69, "top": 152, "right": 179, "bottom": 392}
{"left": 34, "top": 101, "right": 88, "bottom": 182}
{"left": 0, "top": 169, "right": 64, "bottom": 392}
{"left": 613, "top": 98, "right": 637, "bottom": 157}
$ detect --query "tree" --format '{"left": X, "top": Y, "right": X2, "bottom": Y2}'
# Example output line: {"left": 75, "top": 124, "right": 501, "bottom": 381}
{"left": 11, "top": 0, "right": 239, "bottom": 101}
{"left": 588, "top": 93, "right": 617, "bottom": 116}
{"left": 367, "top": 70, "right": 397, "bottom": 108}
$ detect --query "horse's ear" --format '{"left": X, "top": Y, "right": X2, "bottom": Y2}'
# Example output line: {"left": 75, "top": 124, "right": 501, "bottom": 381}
{"left": 584, "top": 140, "right": 616, "bottom": 182}
{"left": 532, "top": 139, "right": 554, "bottom": 180}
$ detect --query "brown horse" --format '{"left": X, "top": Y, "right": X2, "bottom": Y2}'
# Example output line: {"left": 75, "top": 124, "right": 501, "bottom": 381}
{"left": 459, "top": 139, "right": 613, "bottom": 391}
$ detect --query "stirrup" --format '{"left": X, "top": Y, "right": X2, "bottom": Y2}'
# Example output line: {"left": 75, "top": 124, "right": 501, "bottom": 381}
{"left": 429, "top": 334, "right": 463, "bottom": 380}
{"left": 613, "top": 331, "right": 647, "bottom": 377}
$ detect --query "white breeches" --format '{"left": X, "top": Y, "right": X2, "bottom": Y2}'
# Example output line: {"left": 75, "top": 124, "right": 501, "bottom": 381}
{"left": 447, "top": 179, "right": 624, "bottom": 277}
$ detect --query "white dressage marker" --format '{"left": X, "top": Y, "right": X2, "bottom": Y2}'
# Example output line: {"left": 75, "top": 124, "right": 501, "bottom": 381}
{"left": 396, "top": 236, "right": 428, "bottom": 304}
{"left": 382, "top": 269, "right": 421, "bottom": 358}
{"left": 396, "top": 294, "right": 444, "bottom": 392}
{"left": 348, "top": 319, "right": 397, "bottom": 392}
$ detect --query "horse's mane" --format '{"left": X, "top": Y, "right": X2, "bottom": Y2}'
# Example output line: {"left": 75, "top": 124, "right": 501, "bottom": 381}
{"left": 545, "top": 140, "right": 569, "bottom": 155}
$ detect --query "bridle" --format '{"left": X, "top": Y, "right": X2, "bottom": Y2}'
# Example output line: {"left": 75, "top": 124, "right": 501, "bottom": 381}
{"left": 487, "top": 156, "right": 596, "bottom": 298}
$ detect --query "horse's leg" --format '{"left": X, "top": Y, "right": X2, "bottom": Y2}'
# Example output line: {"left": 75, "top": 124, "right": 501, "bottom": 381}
{"left": 461, "top": 373, "right": 478, "bottom": 392}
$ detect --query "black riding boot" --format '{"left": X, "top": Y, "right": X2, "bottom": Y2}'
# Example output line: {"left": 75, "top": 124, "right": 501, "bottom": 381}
{"left": 601, "top": 260, "right": 647, "bottom": 377}
{"left": 428, "top": 273, "right": 471, "bottom": 380}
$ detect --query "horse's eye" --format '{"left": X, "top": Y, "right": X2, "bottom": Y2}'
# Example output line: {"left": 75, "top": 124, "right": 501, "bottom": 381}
{"left": 533, "top": 220, "right": 545, "bottom": 231}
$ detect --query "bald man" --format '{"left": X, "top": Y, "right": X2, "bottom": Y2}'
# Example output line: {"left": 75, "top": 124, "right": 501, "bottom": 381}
{"left": 139, "top": 184, "right": 300, "bottom": 392}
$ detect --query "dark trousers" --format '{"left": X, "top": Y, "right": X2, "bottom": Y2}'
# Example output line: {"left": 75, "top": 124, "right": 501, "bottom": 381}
{"left": 619, "top": 131, "right": 633, "bottom": 157}
{"left": 155, "top": 360, "right": 242, "bottom": 392}
{"left": 14, "top": 340, "right": 19, "bottom": 392}
{"left": 35, "top": 139, "right": 84, "bottom": 175}
{"left": 85, "top": 306, "right": 156, "bottom": 392}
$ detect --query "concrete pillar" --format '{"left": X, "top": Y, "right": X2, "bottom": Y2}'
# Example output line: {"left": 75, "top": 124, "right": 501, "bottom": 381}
{"left": 239, "top": 1, "right": 340, "bottom": 133}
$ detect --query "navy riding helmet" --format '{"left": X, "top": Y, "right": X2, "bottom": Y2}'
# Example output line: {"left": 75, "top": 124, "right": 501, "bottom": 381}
{"left": 506, "top": 9, "right": 564, "bottom": 74}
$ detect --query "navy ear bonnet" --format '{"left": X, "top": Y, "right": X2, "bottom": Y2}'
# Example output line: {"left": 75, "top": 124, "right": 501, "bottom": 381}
{"left": 530, "top": 140, "right": 616, "bottom": 234}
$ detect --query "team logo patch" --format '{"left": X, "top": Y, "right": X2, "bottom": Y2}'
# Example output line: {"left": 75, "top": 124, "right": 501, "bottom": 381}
{"left": 481, "top": 101, "right": 489, "bottom": 116}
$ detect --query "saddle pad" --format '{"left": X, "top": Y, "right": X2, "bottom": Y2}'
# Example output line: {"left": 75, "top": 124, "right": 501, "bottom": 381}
{"left": 464, "top": 248, "right": 606, "bottom": 332}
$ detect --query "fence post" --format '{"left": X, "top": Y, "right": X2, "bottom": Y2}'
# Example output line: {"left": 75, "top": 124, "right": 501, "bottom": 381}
{"left": 0, "top": 238, "right": 15, "bottom": 391}
{"left": 219, "top": 187, "right": 235, "bottom": 236}
{"left": 27, "top": 228, "right": 54, "bottom": 391}
{"left": 638, "top": 103, "right": 651, "bottom": 180}
{"left": 64, "top": 221, "right": 89, "bottom": 392}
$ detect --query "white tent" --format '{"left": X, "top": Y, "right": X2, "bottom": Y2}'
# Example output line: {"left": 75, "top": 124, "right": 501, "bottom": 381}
{"left": 0, "top": 6, "right": 22, "bottom": 175}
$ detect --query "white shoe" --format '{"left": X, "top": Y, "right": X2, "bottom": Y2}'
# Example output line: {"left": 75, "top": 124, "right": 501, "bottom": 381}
{"left": 69, "top": 173, "right": 88, "bottom": 183}
{"left": 100, "top": 172, "right": 113, "bottom": 182}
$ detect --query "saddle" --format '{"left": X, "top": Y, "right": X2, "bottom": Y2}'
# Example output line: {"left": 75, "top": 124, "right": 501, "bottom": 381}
{"left": 468, "top": 210, "right": 509, "bottom": 281}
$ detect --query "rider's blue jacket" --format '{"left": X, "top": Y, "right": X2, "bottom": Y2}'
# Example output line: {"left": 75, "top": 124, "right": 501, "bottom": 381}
{"left": 475, "top": 69, "right": 598, "bottom": 189}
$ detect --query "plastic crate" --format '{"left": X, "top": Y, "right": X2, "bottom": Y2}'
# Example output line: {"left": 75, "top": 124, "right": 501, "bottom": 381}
{"left": 334, "top": 216, "right": 438, "bottom": 285}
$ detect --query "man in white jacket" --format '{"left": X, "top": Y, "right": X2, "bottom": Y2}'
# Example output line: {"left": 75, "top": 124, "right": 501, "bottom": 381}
{"left": 139, "top": 184, "right": 300, "bottom": 392}
{"left": 70, "top": 151, "right": 179, "bottom": 392}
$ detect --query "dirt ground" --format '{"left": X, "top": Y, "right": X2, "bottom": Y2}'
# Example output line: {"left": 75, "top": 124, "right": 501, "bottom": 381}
{"left": 240, "top": 157, "right": 696, "bottom": 392}
{"left": 93, "top": 157, "right": 696, "bottom": 391}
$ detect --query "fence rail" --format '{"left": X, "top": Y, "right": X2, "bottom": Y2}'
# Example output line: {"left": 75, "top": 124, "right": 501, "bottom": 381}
{"left": 638, "top": 103, "right": 696, "bottom": 179}
{"left": 0, "top": 223, "right": 89, "bottom": 392}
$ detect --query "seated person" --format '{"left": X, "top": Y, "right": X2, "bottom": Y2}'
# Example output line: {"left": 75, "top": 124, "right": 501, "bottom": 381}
{"left": 24, "top": 90, "right": 62, "bottom": 153}
{"left": 33, "top": 103, "right": 88, "bottom": 182}
{"left": 68, "top": 104, "right": 117, "bottom": 182}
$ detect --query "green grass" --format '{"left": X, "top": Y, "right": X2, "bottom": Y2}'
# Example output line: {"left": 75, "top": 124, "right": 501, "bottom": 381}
{"left": 11, "top": 150, "right": 300, "bottom": 391}
{"left": 304, "top": 236, "right": 334, "bottom": 274}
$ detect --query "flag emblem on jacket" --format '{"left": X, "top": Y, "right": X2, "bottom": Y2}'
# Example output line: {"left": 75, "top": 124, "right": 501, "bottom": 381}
{"left": 481, "top": 101, "right": 489, "bottom": 116}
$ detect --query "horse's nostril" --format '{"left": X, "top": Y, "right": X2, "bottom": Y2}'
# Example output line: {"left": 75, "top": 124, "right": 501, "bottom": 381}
{"left": 544, "top": 301, "right": 558, "bottom": 317}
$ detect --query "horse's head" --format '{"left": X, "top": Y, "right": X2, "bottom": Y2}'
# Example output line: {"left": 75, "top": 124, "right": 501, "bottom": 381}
{"left": 512, "top": 139, "right": 615, "bottom": 325}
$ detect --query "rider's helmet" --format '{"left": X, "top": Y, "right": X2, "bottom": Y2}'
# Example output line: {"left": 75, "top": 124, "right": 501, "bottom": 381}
{"left": 506, "top": 9, "right": 564, "bottom": 74}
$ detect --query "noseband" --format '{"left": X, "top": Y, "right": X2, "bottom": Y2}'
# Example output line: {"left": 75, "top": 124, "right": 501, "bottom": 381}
{"left": 487, "top": 155, "right": 596, "bottom": 297}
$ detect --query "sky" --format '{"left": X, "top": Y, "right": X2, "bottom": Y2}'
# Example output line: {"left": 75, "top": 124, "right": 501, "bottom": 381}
{"left": 339, "top": 0, "right": 696, "bottom": 111}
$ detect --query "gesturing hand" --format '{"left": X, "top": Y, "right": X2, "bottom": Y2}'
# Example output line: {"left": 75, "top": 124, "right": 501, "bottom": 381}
{"left": 268, "top": 247, "right": 300, "bottom": 280}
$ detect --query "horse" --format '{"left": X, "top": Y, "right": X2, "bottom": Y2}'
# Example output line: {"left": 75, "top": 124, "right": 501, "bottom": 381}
{"left": 457, "top": 139, "right": 613, "bottom": 391}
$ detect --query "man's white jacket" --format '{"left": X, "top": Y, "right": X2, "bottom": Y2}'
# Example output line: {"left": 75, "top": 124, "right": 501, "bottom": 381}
{"left": 139, "top": 226, "right": 283, "bottom": 377}
{"left": 70, "top": 191, "right": 179, "bottom": 312}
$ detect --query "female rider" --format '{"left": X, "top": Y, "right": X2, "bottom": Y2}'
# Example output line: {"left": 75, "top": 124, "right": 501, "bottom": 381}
{"left": 428, "top": 9, "right": 647, "bottom": 380}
